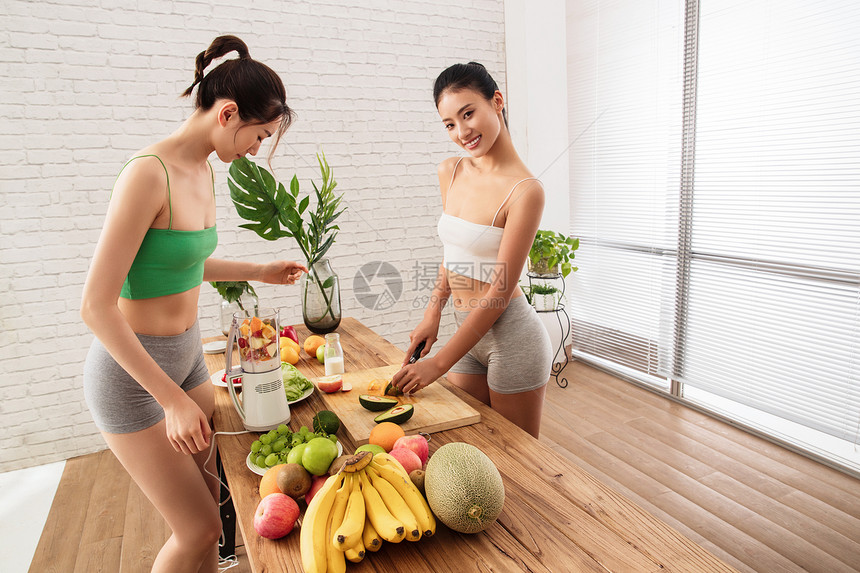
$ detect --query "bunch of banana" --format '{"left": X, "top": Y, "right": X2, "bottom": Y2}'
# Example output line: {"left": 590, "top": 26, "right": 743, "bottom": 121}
{"left": 300, "top": 450, "right": 436, "bottom": 573}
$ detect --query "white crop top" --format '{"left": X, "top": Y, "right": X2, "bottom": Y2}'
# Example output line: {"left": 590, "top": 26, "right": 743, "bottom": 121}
{"left": 437, "top": 157, "right": 538, "bottom": 282}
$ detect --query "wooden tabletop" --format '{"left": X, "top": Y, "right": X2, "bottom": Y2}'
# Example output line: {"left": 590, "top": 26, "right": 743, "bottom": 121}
{"left": 206, "top": 317, "right": 738, "bottom": 573}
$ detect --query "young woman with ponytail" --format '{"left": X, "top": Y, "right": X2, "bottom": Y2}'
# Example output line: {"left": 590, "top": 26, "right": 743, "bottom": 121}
{"left": 392, "top": 62, "right": 552, "bottom": 438}
{"left": 81, "top": 36, "right": 305, "bottom": 572}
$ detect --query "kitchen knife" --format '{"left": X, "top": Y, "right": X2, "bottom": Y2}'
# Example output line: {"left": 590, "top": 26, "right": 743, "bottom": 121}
{"left": 409, "top": 340, "right": 426, "bottom": 364}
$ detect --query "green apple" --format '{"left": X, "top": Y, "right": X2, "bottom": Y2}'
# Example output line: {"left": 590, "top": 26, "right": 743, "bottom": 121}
{"left": 286, "top": 442, "right": 307, "bottom": 465}
{"left": 355, "top": 444, "right": 386, "bottom": 456}
{"left": 302, "top": 437, "right": 338, "bottom": 475}
{"left": 316, "top": 344, "right": 326, "bottom": 364}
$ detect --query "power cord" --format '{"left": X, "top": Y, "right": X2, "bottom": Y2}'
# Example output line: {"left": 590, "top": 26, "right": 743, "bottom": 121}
{"left": 203, "top": 430, "right": 253, "bottom": 562}
{"left": 203, "top": 430, "right": 252, "bottom": 508}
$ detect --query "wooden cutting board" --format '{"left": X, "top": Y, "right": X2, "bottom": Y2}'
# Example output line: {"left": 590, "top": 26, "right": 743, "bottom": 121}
{"left": 314, "top": 364, "right": 481, "bottom": 445}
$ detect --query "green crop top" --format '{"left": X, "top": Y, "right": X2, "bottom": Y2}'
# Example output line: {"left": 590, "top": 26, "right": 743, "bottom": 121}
{"left": 116, "top": 155, "right": 219, "bottom": 300}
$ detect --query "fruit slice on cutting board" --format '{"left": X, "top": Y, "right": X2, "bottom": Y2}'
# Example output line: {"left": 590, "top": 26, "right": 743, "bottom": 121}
{"left": 374, "top": 404, "right": 415, "bottom": 424}
{"left": 316, "top": 375, "right": 343, "bottom": 393}
{"left": 359, "top": 394, "right": 399, "bottom": 412}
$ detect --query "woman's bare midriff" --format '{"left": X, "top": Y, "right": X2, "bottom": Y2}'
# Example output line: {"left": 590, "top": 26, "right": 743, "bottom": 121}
{"left": 445, "top": 270, "right": 522, "bottom": 313}
{"left": 118, "top": 286, "right": 201, "bottom": 336}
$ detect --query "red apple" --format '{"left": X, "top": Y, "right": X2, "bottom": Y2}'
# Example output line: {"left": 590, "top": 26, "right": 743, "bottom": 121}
{"left": 305, "top": 474, "right": 328, "bottom": 505}
{"left": 392, "top": 434, "right": 430, "bottom": 467}
{"left": 389, "top": 447, "right": 422, "bottom": 475}
{"left": 253, "top": 493, "right": 300, "bottom": 540}
{"left": 280, "top": 325, "right": 299, "bottom": 344}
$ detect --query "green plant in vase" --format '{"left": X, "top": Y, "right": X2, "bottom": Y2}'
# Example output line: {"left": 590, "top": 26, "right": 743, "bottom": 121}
{"left": 227, "top": 151, "right": 346, "bottom": 333}
{"left": 528, "top": 230, "right": 579, "bottom": 278}
{"left": 210, "top": 280, "right": 259, "bottom": 336}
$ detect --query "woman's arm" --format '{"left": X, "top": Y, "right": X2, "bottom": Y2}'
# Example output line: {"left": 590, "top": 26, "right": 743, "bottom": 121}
{"left": 203, "top": 258, "right": 308, "bottom": 285}
{"left": 81, "top": 158, "right": 213, "bottom": 454}
{"left": 401, "top": 263, "right": 452, "bottom": 366}
{"left": 394, "top": 180, "right": 545, "bottom": 393}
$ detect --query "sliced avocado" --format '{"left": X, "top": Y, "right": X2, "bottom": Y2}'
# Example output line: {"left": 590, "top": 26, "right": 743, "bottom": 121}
{"left": 358, "top": 394, "right": 399, "bottom": 412}
{"left": 374, "top": 404, "right": 415, "bottom": 424}
{"left": 384, "top": 382, "right": 403, "bottom": 396}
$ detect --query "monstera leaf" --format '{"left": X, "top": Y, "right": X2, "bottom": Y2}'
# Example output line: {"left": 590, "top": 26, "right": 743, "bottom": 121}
{"left": 227, "top": 152, "right": 343, "bottom": 268}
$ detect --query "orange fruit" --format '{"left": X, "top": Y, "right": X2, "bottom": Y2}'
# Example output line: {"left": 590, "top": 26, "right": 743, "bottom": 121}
{"left": 260, "top": 463, "right": 287, "bottom": 499}
{"left": 280, "top": 337, "right": 300, "bottom": 353}
{"left": 368, "top": 422, "right": 406, "bottom": 452}
{"left": 281, "top": 345, "right": 300, "bottom": 365}
{"left": 303, "top": 335, "right": 326, "bottom": 357}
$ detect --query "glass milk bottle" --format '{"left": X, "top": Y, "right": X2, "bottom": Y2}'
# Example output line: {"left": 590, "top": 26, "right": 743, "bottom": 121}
{"left": 324, "top": 333, "right": 345, "bottom": 376}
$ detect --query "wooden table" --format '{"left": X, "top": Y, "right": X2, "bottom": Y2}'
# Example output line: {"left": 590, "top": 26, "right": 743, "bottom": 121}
{"left": 206, "top": 317, "right": 738, "bottom": 573}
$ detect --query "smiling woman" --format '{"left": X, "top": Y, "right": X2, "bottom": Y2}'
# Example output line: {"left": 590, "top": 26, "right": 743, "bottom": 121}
{"left": 79, "top": 35, "right": 308, "bottom": 573}
{"left": 392, "top": 62, "right": 553, "bottom": 439}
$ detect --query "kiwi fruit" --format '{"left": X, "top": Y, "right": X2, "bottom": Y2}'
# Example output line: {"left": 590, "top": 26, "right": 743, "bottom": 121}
{"left": 277, "top": 463, "right": 312, "bottom": 499}
{"left": 409, "top": 469, "right": 426, "bottom": 495}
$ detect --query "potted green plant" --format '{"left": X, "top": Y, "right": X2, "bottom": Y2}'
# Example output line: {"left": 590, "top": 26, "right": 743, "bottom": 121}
{"left": 210, "top": 280, "right": 259, "bottom": 336}
{"left": 530, "top": 282, "right": 560, "bottom": 312}
{"left": 227, "top": 151, "right": 346, "bottom": 334}
{"left": 528, "top": 230, "right": 579, "bottom": 278}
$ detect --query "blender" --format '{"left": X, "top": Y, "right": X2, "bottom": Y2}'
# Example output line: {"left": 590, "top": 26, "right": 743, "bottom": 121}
{"left": 224, "top": 307, "right": 291, "bottom": 431}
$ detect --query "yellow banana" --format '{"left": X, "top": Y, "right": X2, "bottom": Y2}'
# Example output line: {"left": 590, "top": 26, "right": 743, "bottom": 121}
{"left": 362, "top": 514, "right": 382, "bottom": 552}
{"left": 329, "top": 473, "right": 351, "bottom": 544}
{"left": 344, "top": 534, "right": 366, "bottom": 563}
{"left": 325, "top": 479, "right": 347, "bottom": 573}
{"left": 333, "top": 468, "right": 365, "bottom": 550}
{"left": 366, "top": 467, "right": 421, "bottom": 541}
{"left": 370, "top": 459, "right": 436, "bottom": 538}
{"left": 372, "top": 452, "right": 410, "bottom": 477}
{"left": 300, "top": 473, "right": 342, "bottom": 573}
{"left": 358, "top": 470, "right": 406, "bottom": 543}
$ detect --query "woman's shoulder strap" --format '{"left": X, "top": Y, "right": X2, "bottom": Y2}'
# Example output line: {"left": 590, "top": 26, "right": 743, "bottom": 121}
{"left": 491, "top": 177, "right": 540, "bottom": 226}
{"left": 112, "top": 154, "right": 173, "bottom": 229}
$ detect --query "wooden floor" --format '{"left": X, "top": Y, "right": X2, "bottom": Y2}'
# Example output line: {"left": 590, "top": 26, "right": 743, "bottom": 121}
{"left": 29, "top": 360, "right": 860, "bottom": 573}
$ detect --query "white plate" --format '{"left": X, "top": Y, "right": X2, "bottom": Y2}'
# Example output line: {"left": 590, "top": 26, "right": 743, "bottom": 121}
{"left": 202, "top": 340, "right": 227, "bottom": 354}
{"left": 246, "top": 440, "right": 343, "bottom": 476}
{"left": 210, "top": 369, "right": 242, "bottom": 388}
{"left": 288, "top": 385, "right": 314, "bottom": 405}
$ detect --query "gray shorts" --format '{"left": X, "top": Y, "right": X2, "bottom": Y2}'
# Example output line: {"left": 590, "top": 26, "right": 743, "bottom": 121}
{"left": 450, "top": 295, "right": 552, "bottom": 394}
{"left": 83, "top": 320, "right": 211, "bottom": 434}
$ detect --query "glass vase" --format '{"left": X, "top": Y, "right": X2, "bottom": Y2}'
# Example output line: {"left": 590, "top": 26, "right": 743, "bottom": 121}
{"left": 219, "top": 293, "right": 260, "bottom": 337}
{"left": 301, "top": 258, "right": 341, "bottom": 334}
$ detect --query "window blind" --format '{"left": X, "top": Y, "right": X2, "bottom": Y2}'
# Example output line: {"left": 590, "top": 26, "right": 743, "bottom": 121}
{"left": 664, "top": 0, "right": 860, "bottom": 445}
{"left": 567, "top": 0, "right": 684, "bottom": 386}
{"left": 567, "top": 0, "right": 860, "bottom": 471}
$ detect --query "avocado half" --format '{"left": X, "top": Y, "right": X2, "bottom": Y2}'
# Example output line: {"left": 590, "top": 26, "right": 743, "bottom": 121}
{"left": 384, "top": 382, "right": 404, "bottom": 396}
{"left": 358, "top": 394, "right": 399, "bottom": 412}
{"left": 374, "top": 404, "right": 415, "bottom": 424}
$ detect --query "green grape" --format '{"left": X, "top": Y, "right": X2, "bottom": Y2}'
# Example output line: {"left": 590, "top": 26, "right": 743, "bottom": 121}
{"left": 272, "top": 440, "right": 285, "bottom": 453}
{"left": 264, "top": 453, "right": 279, "bottom": 467}
{"left": 266, "top": 430, "right": 279, "bottom": 442}
{"left": 299, "top": 425, "right": 310, "bottom": 436}
{"left": 277, "top": 424, "right": 289, "bottom": 435}
{"left": 261, "top": 444, "right": 273, "bottom": 457}
{"left": 282, "top": 446, "right": 292, "bottom": 457}
{"left": 250, "top": 440, "right": 263, "bottom": 453}
{"left": 260, "top": 434, "right": 272, "bottom": 445}
{"left": 290, "top": 435, "right": 303, "bottom": 447}
{"left": 278, "top": 452, "right": 289, "bottom": 463}
{"left": 255, "top": 454, "right": 267, "bottom": 468}
{"left": 328, "top": 434, "right": 338, "bottom": 443}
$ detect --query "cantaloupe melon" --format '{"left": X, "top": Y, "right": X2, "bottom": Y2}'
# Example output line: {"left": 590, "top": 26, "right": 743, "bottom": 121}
{"left": 424, "top": 442, "right": 505, "bottom": 533}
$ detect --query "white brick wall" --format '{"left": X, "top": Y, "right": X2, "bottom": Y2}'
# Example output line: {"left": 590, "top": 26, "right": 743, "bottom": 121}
{"left": 0, "top": 0, "right": 506, "bottom": 472}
